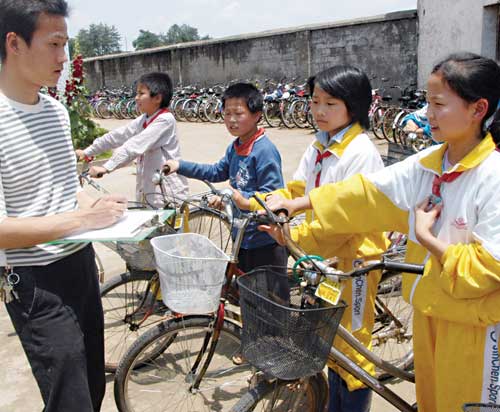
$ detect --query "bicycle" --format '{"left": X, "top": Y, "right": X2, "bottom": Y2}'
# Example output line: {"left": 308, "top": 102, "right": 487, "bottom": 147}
{"left": 112, "top": 186, "right": 262, "bottom": 411}
{"left": 229, "top": 215, "right": 424, "bottom": 411}
{"left": 78, "top": 160, "right": 234, "bottom": 372}
{"left": 113, "top": 193, "right": 424, "bottom": 412}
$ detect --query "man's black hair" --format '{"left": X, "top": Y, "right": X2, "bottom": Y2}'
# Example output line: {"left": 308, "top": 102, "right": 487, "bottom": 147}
{"left": 138, "top": 72, "right": 174, "bottom": 108}
{"left": 222, "top": 82, "right": 263, "bottom": 113}
{"left": 0, "top": 0, "right": 69, "bottom": 61}
{"left": 307, "top": 65, "right": 372, "bottom": 130}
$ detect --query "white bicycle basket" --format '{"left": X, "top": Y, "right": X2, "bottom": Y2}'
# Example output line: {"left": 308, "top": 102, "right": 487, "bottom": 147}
{"left": 151, "top": 233, "right": 230, "bottom": 314}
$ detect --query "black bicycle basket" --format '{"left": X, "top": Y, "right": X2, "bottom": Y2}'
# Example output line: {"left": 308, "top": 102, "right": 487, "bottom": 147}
{"left": 463, "top": 404, "right": 500, "bottom": 412}
{"left": 237, "top": 266, "right": 346, "bottom": 380}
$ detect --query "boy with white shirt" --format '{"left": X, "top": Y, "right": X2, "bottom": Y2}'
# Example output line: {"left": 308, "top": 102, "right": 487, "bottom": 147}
{"left": 76, "top": 72, "right": 188, "bottom": 208}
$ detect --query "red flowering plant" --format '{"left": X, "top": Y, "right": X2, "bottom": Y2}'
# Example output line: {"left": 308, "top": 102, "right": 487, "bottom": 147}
{"left": 44, "top": 54, "right": 106, "bottom": 148}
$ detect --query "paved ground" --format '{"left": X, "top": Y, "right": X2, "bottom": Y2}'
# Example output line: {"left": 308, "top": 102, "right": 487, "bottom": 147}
{"left": 0, "top": 120, "right": 415, "bottom": 411}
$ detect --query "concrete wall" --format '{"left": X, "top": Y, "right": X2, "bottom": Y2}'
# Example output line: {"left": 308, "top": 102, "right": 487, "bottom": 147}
{"left": 83, "top": 10, "right": 417, "bottom": 92}
{"left": 417, "top": 0, "right": 500, "bottom": 86}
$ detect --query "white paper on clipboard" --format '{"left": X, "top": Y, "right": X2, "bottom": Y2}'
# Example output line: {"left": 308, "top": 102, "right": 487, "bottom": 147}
{"left": 60, "top": 210, "right": 163, "bottom": 241}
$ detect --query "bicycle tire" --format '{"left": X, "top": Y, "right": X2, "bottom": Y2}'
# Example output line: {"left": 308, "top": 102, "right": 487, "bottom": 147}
{"left": 114, "top": 316, "right": 251, "bottom": 412}
{"left": 370, "top": 105, "right": 386, "bottom": 140}
{"left": 182, "top": 99, "right": 199, "bottom": 122}
{"left": 100, "top": 271, "right": 167, "bottom": 373}
{"left": 204, "top": 99, "right": 223, "bottom": 123}
{"left": 381, "top": 107, "right": 397, "bottom": 142}
{"left": 184, "top": 207, "right": 233, "bottom": 253}
{"left": 263, "top": 100, "right": 282, "bottom": 128}
{"left": 372, "top": 270, "right": 414, "bottom": 381}
{"left": 280, "top": 99, "right": 296, "bottom": 129}
{"left": 290, "top": 99, "right": 309, "bottom": 128}
{"left": 229, "top": 372, "right": 328, "bottom": 412}
{"left": 197, "top": 100, "right": 210, "bottom": 122}
{"left": 94, "top": 252, "right": 105, "bottom": 283}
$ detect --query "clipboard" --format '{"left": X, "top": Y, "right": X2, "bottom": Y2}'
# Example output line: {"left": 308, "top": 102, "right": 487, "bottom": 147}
{"left": 49, "top": 209, "right": 175, "bottom": 244}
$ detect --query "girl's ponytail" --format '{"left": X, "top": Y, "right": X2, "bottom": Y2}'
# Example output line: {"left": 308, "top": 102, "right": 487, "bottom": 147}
{"left": 488, "top": 109, "right": 500, "bottom": 147}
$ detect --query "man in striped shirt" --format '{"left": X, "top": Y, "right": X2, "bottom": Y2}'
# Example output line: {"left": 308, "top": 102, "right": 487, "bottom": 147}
{"left": 0, "top": 1, "right": 127, "bottom": 410}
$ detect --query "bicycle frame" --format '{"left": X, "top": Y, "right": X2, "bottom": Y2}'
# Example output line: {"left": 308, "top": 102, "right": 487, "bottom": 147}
{"left": 331, "top": 325, "right": 416, "bottom": 411}
{"left": 183, "top": 207, "right": 254, "bottom": 392}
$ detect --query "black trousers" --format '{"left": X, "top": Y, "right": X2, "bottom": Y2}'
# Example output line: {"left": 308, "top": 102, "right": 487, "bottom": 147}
{"left": 5, "top": 244, "right": 105, "bottom": 412}
{"left": 238, "top": 243, "right": 290, "bottom": 301}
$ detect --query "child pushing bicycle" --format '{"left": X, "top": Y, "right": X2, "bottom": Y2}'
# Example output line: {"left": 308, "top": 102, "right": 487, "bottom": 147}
{"left": 76, "top": 72, "right": 188, "bottom": 209}
{"left": 260, "top": 52, "right": 500, "bottom": 412}
{"left": 163, "top": 82, "right": 288, "bottom": 285}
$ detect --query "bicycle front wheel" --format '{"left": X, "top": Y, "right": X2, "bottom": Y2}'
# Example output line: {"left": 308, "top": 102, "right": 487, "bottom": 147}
{"left": 184, "top": 207, "right": 233, "bottom": 253}
{"left": 229, "top": 373, "right": 328, "bottom": 412}
{"left": 114, "top": 316, "right": 252, "bottom": 412}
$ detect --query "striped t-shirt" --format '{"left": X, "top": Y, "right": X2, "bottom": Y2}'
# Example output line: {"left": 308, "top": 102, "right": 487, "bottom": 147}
{"left": 0, "top": 92, "right": 86, "bottom": 266}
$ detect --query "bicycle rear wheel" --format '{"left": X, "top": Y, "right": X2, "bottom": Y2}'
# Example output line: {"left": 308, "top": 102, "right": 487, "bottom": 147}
{"left": 229, "top": 373, "right": 328, "bottom": 412}
{"left": 372, "top": 270, "right": 414, "bottom": 381}
{"left": 100, "top": 271, "right": 167, "bottom": 373}
{"left": 114, "top": 316, "right": 251, "bottom": 412}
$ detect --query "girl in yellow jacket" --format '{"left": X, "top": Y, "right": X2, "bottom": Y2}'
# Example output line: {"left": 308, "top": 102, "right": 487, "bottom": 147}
{"left": 234, "top": 65, "right": 387, "bottom": 412}
{"left": 260, "top": 52, "right": 500, "bottom": 412}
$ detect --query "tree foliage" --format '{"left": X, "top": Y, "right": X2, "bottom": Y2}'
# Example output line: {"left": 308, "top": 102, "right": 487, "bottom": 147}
{"left": 132, "top": 30, "right": 166, "bottom": 51}
{"left": 76, "top": 23, "right": 121, "bottom": 58}
{"left": 132, "top": 24, "right": 210, "bottom": 51}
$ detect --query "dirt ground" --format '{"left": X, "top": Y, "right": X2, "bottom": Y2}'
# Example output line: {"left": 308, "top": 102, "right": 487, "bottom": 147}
{"left": 0, "top": 120, "right": 415, "bottom": 411}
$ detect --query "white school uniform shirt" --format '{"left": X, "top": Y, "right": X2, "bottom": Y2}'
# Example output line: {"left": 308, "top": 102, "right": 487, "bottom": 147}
{"left": 84, "top": 110, "right": 188, "bottom": 208}
{"left": 293, "top": 125, "right": 384, "bottom": 195}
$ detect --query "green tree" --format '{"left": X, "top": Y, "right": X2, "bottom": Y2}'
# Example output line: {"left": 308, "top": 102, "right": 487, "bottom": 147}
{"left": 165, "top": 24, "right": 208, "bottom": 44}
{"left": 132, "top": 29, "right": 167, "bottom": 51}
{"left": 76, "top": 23, "right": 121, "bottom": 58}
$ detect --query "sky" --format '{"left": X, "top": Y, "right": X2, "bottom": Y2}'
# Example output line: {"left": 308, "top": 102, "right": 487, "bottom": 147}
{"left": 67, "top": 0, "right": 417, "bottom": 51}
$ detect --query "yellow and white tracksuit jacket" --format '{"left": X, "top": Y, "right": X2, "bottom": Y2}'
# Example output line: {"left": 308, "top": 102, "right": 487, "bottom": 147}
{"left": 292, "top": 134, "right": 500, "bottom": 411}
{"left": 250, "top": 123, "right": 388, "bottom": 391}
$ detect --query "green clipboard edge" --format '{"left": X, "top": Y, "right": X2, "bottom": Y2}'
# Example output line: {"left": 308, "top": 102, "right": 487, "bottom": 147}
{"left": 48, "top": 209, "right": 176, "bottom": 244}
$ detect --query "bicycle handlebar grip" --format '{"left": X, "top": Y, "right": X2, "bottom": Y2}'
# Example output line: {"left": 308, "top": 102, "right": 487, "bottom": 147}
{"left": 384, "top": 261, "right": 425, "bottom": 275}
{"left": 162, "top": 164, "right": 171, "bottom": 175}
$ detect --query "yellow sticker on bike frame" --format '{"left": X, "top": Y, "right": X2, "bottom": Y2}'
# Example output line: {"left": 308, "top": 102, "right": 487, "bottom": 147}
{"left": 315, "top": 280, "right": 343, "bottom": 306}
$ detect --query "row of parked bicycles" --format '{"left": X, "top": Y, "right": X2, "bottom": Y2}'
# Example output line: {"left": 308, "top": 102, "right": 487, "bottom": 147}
{"left": 87, "top": 78, "right": 318, "bottom": 130}
{"left": 86, "top": 78, "right": 433, "bottom": 156}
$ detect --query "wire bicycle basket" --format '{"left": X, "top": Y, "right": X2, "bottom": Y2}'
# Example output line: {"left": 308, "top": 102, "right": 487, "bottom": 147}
{"left": 151, "top": 233, "right": 230, "bottom": 314}
{"left": 237, "top": 266, "right": 346, "bottom": 380}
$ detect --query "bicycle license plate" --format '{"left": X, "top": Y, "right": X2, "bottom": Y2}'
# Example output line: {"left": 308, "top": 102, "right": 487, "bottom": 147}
{"left": 315, "top": 280, "right": 342, "bottom": 306}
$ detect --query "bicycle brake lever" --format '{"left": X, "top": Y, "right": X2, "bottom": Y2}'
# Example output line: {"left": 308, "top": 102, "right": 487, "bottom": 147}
{"left": 251, "top": 194, "right": 288, "bottom": 225}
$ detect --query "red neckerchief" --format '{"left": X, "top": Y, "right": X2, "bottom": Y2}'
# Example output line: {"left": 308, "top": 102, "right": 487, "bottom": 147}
{"left": 143, "top": 108, "right": 169, "bottom": 129}
{"left": 233, "top": 128, "right": 265, "bottom": 156}
{"left": 314, "top": 149, "right": 333, "bottom": 187}
{"left": 431, "top": 171, "right": 463, "bottom": 198}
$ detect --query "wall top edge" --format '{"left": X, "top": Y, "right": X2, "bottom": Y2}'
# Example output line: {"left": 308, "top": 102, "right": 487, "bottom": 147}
{"left": 83, "top": 9, "right": 417, "bottom": 63}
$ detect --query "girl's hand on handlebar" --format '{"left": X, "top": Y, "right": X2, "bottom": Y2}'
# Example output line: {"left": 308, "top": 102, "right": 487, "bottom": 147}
{"left": 265, "top": 194, "right": 312, "bottom": 216}
{"left": 89, "top": 165, "right": 108, "bottom": 178}
{"left": 162, "top": 160, "right": 179, "bottom": 175}
{"left": 258, "top": 222, "right": 286, "bottom": 246}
